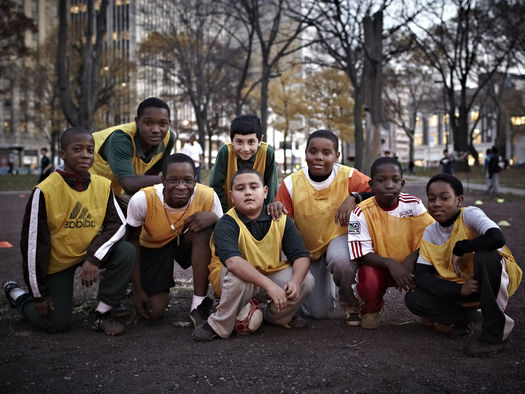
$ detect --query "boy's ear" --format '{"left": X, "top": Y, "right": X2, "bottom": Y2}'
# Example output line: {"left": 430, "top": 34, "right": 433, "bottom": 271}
{"left": 457, "top": 195, "right": 464, "bottom": 207}
{"left": 368, "top": 179, "right": 373, "bottom": 190}
{"left": 263, "top": 185, "right": 268, "bottom": 199}
{"left": 229, "top": 190, "right": 235, "bottom": 205}
{"left": 258, "top": 136, "right": 263, "bottom": 146}
{"left": 58, "top": 150, "right": 66, "bottom": 161}
{"left": 335, "top": 151, "right": 340, "bottom": 159}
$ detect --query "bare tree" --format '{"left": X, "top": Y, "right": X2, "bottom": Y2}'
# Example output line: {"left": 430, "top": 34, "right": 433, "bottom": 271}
{"left": 138, "top": 0, "right": 237, "bottom": 167}
{"left": 56, "top": 0, "right": 109, "bottom": 131}
{"left": 229, "top": 0, "right": 316, "bottom": 137}
{"left": 406, "top": 0, "right": 522, "bottom": 162}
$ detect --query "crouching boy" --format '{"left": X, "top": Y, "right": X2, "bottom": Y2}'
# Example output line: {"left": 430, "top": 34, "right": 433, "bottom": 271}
{"left": 193, "top": 169, "right": 314, "bottom": 341}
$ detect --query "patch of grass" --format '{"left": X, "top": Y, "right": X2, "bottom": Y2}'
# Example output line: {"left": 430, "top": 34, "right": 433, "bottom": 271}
{"left": 0, "top": 175, "right": 39, "bottom": 191}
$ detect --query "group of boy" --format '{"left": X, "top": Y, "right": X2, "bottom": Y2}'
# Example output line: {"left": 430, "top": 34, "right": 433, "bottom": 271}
{"left": 3, "top": 97, "right": 521, "bottom": 358}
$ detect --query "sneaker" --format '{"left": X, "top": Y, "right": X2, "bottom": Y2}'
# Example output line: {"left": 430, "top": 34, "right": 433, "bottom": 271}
{"left": 3, "top": 281, "right": 22, "bottom": 309}
{"left": 466, "top": 336, "right": 511, "bottom": 357}
{"left": 189, "top": 297, "right": 213, "bottom": 328}
{"left": 283, "top": 315, "right": 308, "bottom": 329}
{"left": 111, "top": 302, "right": 130, "bottom": 319}
{"left": 91, "top": 311, "right": 125, "bottom": 336}
{"left": 346, "top": 312, "right": 361, "bottom": 326}
{"left": 450, "top": 310, "right": 482, "bottom": 338}
{"left": 193, "top": 321, "right": 218, "bottom": 341}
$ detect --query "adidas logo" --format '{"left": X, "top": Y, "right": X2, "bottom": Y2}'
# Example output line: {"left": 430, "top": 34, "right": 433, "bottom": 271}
{"left": 65, "top": 201, "right": 96, "bottom": 229}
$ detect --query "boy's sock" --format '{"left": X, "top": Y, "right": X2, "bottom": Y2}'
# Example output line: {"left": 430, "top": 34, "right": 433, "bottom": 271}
{"left": 8, "top": 288, "right": 26, "bottom": 301}
{"left": 191, "top": 295, "right": 206, "bottom": 311}
{"left": 95, "top": 301, "right": 113, "bottom": 314}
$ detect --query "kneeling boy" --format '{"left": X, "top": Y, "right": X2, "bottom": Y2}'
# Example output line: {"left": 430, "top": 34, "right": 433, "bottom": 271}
{"left": 193, "top": 169, "right": 314, "bottom": 341}
{"left": 4, "top": 127, "right": 135, "bottom": 335}
{"left": 405, "top": 174, "right": 521, "bottom": 357}
{"left": 127, "top": 153, "right": 222, "bottom": 325}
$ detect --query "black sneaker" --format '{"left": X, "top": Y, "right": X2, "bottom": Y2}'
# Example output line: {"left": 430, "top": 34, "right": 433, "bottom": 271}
{"left": 3, "top": 281, "right": 22, "bottom": 309}
{"left": 193, "top": 321, "right": 218, "bottom": 341}
{"left": 111, "top": 302, "right": 130, "bottom": 319}
{"left": 450, "top": 310, "right": 482, "bottom": 338}
{"left": 91, "top": 311, "right": 125, "bottom": 336}
{"left": 283, "top": 315, "right": 308, "bottom": 329}
{"left": 346, "top": 312, "right": 361, "bottom": 326}
{"left": 466, "top": 336, "right": 511, "bottom": 357}
{"left": 189, "top": 297, "right": 213, "bottom": 328}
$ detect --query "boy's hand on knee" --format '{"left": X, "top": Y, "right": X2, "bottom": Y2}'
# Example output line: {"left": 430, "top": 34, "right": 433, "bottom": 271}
{"left": 283, "top": 280, "right": 300, "bottom": 301}
{"left": 268, "top": 283, "right": 288, "bottom": 311}
{"left": 461, "top": 278, "right": 479, "bottom": 296}
{"left": 335, "top": 196, "right": 356, "bottom": 227}
{"left": 267, "top": 201, "right": 287, "bottom": 221}
{"left": 34, "top": 297, "right": 54, "bottom": 316}
{"left": 388, "top": 260, "right": 415, "bottom": 293}
{"left": 130, "top": 289, "right": 151, "bottom": 323}
{"left": 78, "top": 260, "right": 98, "bottom": 287}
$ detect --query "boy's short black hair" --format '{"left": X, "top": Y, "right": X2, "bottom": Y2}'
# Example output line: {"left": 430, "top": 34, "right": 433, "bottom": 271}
{"left": 491, "top": 146, "right": 499, "bottom": 155}
{"left": 137, "top": 97, "right": 170, "bottom": 119}
{"left": 426, "top": 174, "right": 464, "bottom": 196}
{"left": 161, "top": 153, "right": 196, "bottom": 176}
{"left": 370, "top": 157, "right": 403, "bottom": 178}
{"left": 230, "top": 114, "right": 263, "bottom": 140}
{"left": 41, "top": 147, "right": 48, "bottom": 153}
{"left": 60, "top": 127, "right": 93, "bottom": 150}
{"left": 306, "top": 130, "right": 338, "bottom": 151}
{"left": 231, "top": 168, "right": 264, "bottom": 188}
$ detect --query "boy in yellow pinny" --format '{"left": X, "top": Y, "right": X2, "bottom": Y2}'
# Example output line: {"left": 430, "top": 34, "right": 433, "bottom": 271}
{"left": 193, "top": 169, "right": 314, "bottom": 341}
{"left": 348, "top": 157, "right": 434, "bottom": 329}
{"left": 209, "top": 114, "right": 278, "bottom": 213}
{"left": 405, "top": 174, "right": 521, "bottom": 357}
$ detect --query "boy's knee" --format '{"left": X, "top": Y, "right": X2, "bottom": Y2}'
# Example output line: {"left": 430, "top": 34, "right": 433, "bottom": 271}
{"left": 404, "top": 291, "right": 420, "bottom": 314}
{"left": 114, "top": 240, "right": 136, "bottom": 262}
{"left": 148, "top": 308, "right": 166, "bottom": 321}
{"left": 301, "top": 272, "right": 315, "bottom": 297}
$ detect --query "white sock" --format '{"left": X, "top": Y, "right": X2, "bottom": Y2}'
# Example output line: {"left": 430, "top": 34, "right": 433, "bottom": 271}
{"left": 191, "top": 295, "right": 206, "bottom": 311}
{"left": 95, "top": 301, "right": 112, "bottom": 314}
{"left": 9, "top": 288, "right": 26, "bottom": 301}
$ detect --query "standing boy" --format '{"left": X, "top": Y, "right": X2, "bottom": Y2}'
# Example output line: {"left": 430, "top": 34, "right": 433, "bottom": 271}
{"left": 274, "top": 130, "right": 372, "bottom": 324}
{"left": 126, "top": 153, "right": 222, "bottom": 325}
{"left": 210, "top": 114, "right": 278, "bottom": 213}
{"left": 3, "top": 127, "right": 135, "bottom": 335}
{"left": 348, "top": 157, "right": 434, "bottom": 329}
{"left": 90, "top": 97, "right": 176, "bottom": 210}
{"left": 193, "top": 169, "right": 314, "bottom": 341}
{"left": 183, "top": 134, "right": 204, "bottom": 183}
{"left": 440, "top": 150, "right": 454, "bottom": 175}
{"left": 405, "top": 174, "right": 521, "bottom": 357}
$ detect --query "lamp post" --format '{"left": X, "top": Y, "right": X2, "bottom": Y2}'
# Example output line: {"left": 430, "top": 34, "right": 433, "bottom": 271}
{"left": 434, "top": 80, "right": 449, "bottom": 151}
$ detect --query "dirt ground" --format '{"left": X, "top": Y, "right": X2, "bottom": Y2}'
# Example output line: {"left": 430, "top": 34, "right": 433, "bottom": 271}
{"left": 1, "top": 179, "right": 524, "bottom": 394}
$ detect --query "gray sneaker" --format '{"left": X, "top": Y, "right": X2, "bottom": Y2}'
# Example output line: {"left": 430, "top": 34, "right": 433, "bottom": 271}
{"left": 193, "top": 322, "right": 218, "bottom": 342}
{"left": 92, "top": 311, "right": 125, "bottom": 336}
{"left": 466, "top": 336, "right": 510, "bottom": 357}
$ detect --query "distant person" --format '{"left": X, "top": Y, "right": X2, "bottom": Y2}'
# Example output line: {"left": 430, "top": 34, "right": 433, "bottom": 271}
{"left": 8, "top": 152, "right": 15, "bottom": 174}
{"left": 193, "top": 169, "right": 314, "bottom": 341}
{"left": 484, "top": 148, "right": 492, "bottom": 194}
{"left": 488, "top": 146, "right": 502, "bottom": 198}
{"left": 273, "top": 130, "right": 372, "bottom": 324}
{"left": 3, "top": 127, "right": 135, "bottom": 335}
{"left": 182, "top": 134, "right": 204, "bottom": 183}
{"left": 408, "top": 160, "right": 415, "bottom": 175}
{"left": 126, "top": 153, "right": 222, "bottom": 326}
{"left": 39, "top": 148, "right": 53, "bottom": 182}
{"left": 90, "top": 97, "right": 176, "bottom": 213}
{"left": 439, "top": 150, "right": 454, "bottom": 175}
{"left": 209, "top": 114, "right": 278, "bottom": 213}
{"left": 347, "top": 157, "right": 434, "bottom": 329}
{"left": 405, "top": 174, "right": 521, "bottom": 357}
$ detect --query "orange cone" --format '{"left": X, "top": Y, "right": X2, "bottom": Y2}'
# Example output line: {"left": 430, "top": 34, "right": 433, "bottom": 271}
{"left": 0, "top": 241, "right": 13, "bottom": 248}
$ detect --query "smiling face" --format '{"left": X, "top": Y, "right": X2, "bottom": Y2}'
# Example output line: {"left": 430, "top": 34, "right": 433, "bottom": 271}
{"left": 135, "top": 107, "right": 170, "bottom": 154}
{"left": 161, "top": 162, "right": 196, "bottom": 209}
{"left": 229, "top": 173, "right": 267, "bottom": 219}
{"left": 231, "top": 133, "right": 262, "bottom": 161}
{"left": 59, "top": 134, "right": 95, "bottom": 176}
{"left": 305, "top": 137, "right": 340, "bottom": 178}
{"left": 369, "top": 163, "right": 405, "bottom": 209}
{"left": 427, "top": 181, "right": 463, "bottom": 223}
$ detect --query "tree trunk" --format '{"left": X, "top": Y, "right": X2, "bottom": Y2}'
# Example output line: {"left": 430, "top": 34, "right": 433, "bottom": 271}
{"left": 260, "top": 65, "right": 271, "bottom": 140}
